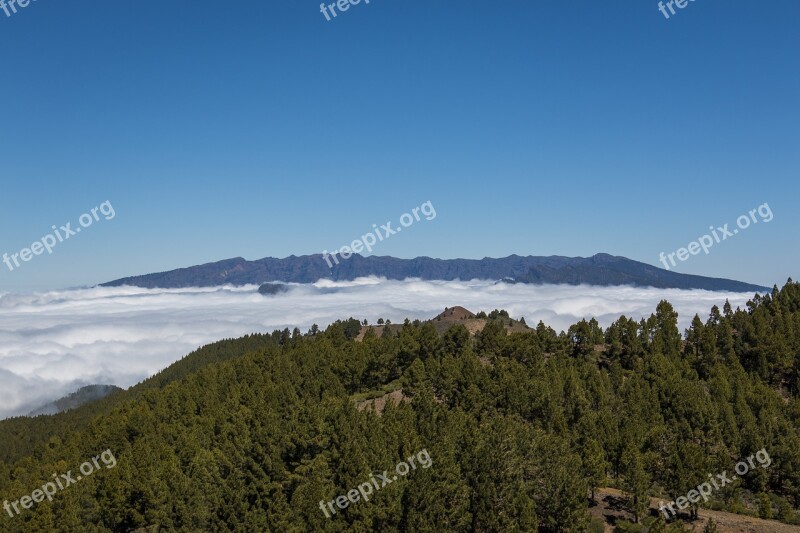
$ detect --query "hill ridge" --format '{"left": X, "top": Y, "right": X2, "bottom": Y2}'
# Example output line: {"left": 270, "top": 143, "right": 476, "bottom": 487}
{"left": 101, "top": 253, "right": 769, "bottom": 292}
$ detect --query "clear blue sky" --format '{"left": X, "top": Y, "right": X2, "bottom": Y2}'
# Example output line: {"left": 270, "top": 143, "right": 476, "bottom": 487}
{"left": 0, "top": 0, "right": 797, "bottom": 291}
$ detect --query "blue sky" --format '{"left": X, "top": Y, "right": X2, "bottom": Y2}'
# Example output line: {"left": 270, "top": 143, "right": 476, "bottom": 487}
{"left": 0, "top": 0, "right": 797, "bottom": 291}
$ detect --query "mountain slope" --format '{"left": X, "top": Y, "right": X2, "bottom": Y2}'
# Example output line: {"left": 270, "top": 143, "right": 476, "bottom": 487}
{"left": 2, "top": 283, "right": 800, "bottom": 531}
{"left": 26, "top": 385, "right": 123, "bottom": 416}
{"left": 102, "top": 253, "right": 768, "bottom": 292}
{"left": 0, "top": 334, "right": 280, "bottom": 464}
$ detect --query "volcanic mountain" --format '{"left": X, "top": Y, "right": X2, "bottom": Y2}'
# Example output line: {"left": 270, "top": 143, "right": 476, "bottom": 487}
{"left": 102, "top": 253, "right": 769, "bottom": 292}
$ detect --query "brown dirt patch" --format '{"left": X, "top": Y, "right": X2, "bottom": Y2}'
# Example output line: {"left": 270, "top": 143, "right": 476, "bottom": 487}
{"left": 355, "top": 389, "right": 410, "bottom": 416}
{"left": 592, "top": 488, "right": 800, "bottom": 533}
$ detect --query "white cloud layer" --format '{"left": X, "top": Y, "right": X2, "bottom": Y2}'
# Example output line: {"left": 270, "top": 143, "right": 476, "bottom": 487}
{"left": 0, "top": 279, "right": 758, "bottom": 419}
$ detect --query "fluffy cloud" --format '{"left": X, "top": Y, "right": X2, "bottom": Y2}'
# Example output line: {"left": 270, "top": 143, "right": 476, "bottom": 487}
{"left": 0, "top": 279, "right": 757, "bottom": 419}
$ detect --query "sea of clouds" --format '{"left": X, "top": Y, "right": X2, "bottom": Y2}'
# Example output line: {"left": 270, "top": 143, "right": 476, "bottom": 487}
{"left": 0, "top": 278, "right": 758, "bottom": 419}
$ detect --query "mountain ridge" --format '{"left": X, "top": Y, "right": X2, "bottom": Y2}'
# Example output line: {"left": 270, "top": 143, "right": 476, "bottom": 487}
{"left": 101, "top": 253, "right": 769, "bottom": 292}
{"left": 26, "top": 384, "right": 123, "bottom": 417}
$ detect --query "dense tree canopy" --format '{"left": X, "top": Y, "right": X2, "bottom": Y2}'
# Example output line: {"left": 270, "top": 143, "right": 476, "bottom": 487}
{"left": 2, "top": 282, "right": 800, "bottom": 531}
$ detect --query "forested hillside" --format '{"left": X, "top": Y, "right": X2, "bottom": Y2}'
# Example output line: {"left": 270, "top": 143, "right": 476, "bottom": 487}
{"left": 2, "top": 283, "right": 800, "bottom": 532}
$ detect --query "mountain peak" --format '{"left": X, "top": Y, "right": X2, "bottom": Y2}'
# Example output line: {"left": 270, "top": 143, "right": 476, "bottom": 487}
{"left": 435, "top": 306, "right": 477, "bottom": 321}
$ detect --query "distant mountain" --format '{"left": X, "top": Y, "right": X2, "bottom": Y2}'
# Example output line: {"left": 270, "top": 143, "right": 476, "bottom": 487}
{"left": 102, "top": 253, "right": 769, "bottom": 292}
{"left": 27, "top": 385, "right": 122, "bottom": 417}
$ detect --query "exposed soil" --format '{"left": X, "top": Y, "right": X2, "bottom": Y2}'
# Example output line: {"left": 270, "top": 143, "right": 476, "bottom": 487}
{"left": 592, "top": 488, "right": 800, "bottom": 533}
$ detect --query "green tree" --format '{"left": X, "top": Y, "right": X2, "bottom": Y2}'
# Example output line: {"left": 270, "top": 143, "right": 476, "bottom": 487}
{"left": 582, "top": 438, "right": 607, "bottom": 503}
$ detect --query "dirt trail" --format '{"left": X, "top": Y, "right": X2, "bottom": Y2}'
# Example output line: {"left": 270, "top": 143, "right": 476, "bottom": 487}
{"left": 592, "top": 488, "right": 800, "bottom": 532}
